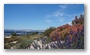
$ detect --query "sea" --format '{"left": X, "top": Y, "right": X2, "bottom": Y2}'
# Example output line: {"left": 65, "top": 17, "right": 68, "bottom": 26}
{"left": 4, "top": 30, "right": 44, "bottom": 36}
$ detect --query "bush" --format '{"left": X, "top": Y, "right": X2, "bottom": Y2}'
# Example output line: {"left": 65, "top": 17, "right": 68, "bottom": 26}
{"left": 43, "top": 27, "right": 56, "bottom": 36}
{"left": 4, "top": 43, "right": 11, "bottom": 49}
{"left": 16, "top": 39, "right": 32, "bottom": 49}
{"left": 31, "top": 32, "right": 38, "bottom": 35}
{"left": 11, "top": 32, "right": 17, "bottom": 36}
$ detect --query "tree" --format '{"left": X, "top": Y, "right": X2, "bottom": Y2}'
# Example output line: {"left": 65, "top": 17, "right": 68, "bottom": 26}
{"left": 11, "top": 32, "right": 17, "bottom": 36}
{"left": 72, "top": 15, "right": 84, "bottom": 25}
{"left": 43, "top": 27, "right": 56, "bottom": 36}
{"left": 35, "top": 32, "right": 38, "bottom": 34}
{"left": 30, "top": 31, "right": 38, "bottom": 35}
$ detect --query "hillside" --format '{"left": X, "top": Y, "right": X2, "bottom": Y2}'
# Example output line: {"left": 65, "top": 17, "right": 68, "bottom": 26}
{"left": 50, "top": 14, "right": 84, "bottom": 40}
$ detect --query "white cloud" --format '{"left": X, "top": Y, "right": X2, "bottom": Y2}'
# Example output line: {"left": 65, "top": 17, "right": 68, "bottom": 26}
{"left": 59, "top": 5, "right": 67, "bottom": 8}
{"left": 44, "top": 5, "right": 84, "bottom": 26}
{"left": 45, "top": 19, "right": 52, "bottom": 23}
{"left": 45, "top": 5, "right": 67, "bottom": 18}
{"left": 53, "top": 11, "right": 64, "bottom": 17}
{"left": 45, "top": 10, "right": 64, "bottom": 18}
{"left": 45, "top": 15, "right": 51, "bottom": 18}
{"left": 59, "top": 4, "right": 80, "bottom": 9}
{"left": 67, "top": 22, "right": 72, "bottom": 25}
{"left": 70, "top": 4, "right": 81, "bottom": 7}
{"left": 57, "top": 18, "right": 64, "bottom": 23}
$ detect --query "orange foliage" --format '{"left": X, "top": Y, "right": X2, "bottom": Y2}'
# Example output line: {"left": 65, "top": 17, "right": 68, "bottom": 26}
{"left": 49, "top": 15, "right": 84, "bottom": 41}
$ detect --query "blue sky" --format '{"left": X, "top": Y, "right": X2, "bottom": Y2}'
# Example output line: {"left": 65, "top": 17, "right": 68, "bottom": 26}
{"left": 4, "top": 4, "right": 84, "bottom": 30}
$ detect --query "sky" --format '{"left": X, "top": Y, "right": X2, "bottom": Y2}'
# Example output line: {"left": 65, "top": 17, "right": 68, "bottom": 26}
{"left": 4, "top": 4, "right": 84, "bottom": 30}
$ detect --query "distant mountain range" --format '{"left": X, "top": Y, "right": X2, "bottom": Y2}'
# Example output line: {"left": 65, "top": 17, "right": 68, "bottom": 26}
{"left": 4, "top": 29, "right": 45, "bottom": 33}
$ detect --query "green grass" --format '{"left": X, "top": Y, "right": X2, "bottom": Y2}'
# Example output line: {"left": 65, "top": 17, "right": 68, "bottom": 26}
{"left": 4, "top": 34, "right": 44, "bottom": 49}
